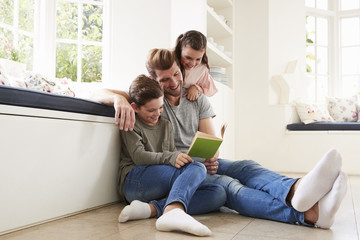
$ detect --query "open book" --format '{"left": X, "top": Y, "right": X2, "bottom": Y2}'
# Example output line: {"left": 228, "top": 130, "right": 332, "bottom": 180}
{"left": 187, "top": 124, "right": 227, "bottom": 159}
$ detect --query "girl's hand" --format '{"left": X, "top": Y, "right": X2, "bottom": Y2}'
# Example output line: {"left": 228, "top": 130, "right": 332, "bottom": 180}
{"left": 183, "top": 85, "right": 200, "bottom": 101}
{"left": 175, "top": 153, "right": 193, "bottom": 168}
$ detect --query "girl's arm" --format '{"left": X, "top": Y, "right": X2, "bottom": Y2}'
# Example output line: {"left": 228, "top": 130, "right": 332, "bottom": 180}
{"left": 196, "top": 70, "right": 218, "bottom": 97}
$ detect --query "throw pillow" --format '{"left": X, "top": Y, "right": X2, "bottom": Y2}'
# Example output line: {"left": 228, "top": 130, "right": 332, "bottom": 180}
{"left": 327, "top": 96, "right": 358, "bottom": 122}
{"left": 296, "top": 102, "right": 334, "bottom": 124}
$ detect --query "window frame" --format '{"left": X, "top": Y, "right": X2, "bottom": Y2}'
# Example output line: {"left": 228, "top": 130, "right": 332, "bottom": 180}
{"left": 55, "top": 0, "right": 104, "bottom": 83}
{"left": 1, "top": 0, "right": 109, "bottom": 85}
{"left": 0, "top": 0, "right": 35, "bottom": 69}
{"left": 338, "top": 7, "right": 360, "bottom": 96}
{"left": 306, "top": 0, "right": 360, "bottom": 99}
{"left": 305, "top": 6, "right": 335, "bottom": 101}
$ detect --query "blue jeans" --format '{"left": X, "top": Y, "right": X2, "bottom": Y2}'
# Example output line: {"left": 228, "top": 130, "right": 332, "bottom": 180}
{"left": 204, "top": 158, "right": 312, "bottom": 226}
{"left": 123, "top": 161, "right": 226, "bottom": 217}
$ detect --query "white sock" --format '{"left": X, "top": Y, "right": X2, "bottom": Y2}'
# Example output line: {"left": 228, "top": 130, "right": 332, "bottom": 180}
{"left": 291, "top": 149, "right": 342, "bottom": 212}
{"left": 156, "top": 209, "right": 212, "bottom": 236}
{"left": 316, "top": 171, "right": 348, "bottom": 229}
{"left": 118, "top": 200, "right": 151, "bottom": 223}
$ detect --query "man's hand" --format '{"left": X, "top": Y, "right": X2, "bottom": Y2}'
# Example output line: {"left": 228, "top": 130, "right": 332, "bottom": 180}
{"left": 175, "top": 153, "right": 193, "bottom": 168}
{"left": 113, "top": 95, "right": 135, "bottom": 131}
{"left": 203, "top": 156, "right": 219, "bottom": 174}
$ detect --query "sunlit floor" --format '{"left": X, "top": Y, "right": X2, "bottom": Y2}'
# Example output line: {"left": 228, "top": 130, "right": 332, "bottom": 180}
{"left": 2, "top": 174, "right": 360, "bottom": 240}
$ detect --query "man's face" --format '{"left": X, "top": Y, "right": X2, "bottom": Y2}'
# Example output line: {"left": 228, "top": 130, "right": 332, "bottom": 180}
{"left": 154, "top": 62, "right": 183, "bottom": 97}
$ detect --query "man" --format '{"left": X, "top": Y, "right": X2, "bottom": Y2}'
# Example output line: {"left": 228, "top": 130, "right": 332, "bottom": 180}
{"left": 91, "top": 48, "right": 347, "bottom": 229}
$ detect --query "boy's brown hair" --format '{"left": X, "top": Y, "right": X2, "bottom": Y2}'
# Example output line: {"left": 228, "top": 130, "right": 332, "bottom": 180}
{"left": 129, "top": 74, "right": 163, "bottom": 107}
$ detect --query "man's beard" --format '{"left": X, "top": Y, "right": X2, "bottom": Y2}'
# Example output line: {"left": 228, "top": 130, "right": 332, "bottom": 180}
{"left": 164, "top": 81, "right": 182, "bottom": 97}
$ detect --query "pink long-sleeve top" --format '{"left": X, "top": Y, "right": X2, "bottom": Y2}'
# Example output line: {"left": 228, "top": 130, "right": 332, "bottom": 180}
{"left": 183, "top": 63, "right": 218, "bottom": 97}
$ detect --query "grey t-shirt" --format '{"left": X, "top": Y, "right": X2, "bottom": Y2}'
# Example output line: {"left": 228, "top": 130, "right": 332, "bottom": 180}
{"left": 161, "top": 88, "right": 216, "bottom": 153}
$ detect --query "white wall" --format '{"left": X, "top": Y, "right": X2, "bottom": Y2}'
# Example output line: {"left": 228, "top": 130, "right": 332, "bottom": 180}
{"left": 103, "top": 0, "right": 171, "bottom": 90}
{"left": 234, "top": 0, "right": 360, "bottom": 175}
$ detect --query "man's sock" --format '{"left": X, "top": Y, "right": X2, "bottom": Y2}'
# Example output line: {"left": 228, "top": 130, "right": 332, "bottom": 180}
{"left": 291, "top": 148, "right": 342, "bottom": 212}
{"left": 316, "top": 171, "right": 348, "bottom": 229}
{"left": 155, "top": 208, "right": 212, "bottom": 236}
{"left": 118, "top": 200, "right": 151, "bottom": 223}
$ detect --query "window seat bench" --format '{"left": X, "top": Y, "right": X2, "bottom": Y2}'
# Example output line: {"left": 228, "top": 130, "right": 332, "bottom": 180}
{"left": 287, "top": 122, "right": 360, "bottom": 131}
{"left": 0, "top": 85, "right": 120, "bottom": 235}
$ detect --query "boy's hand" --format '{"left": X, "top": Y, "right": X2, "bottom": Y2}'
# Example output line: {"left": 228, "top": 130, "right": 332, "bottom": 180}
{"left": 175, "top": 153, "right": 193, "bottom": 168}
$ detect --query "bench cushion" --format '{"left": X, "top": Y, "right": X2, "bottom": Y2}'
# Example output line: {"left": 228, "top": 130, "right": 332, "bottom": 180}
{"left": 0, "top": 85, "right": 115, "bottom": 118}
{"left": 287, "top": 122, "right": 360, "bottom": 131}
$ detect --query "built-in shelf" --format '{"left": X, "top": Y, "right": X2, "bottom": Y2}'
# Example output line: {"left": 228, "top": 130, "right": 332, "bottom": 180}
{"left": 207, "top": 0, "right": 233, "bottom": 9}
{"left": 207, "top": 42, "right": 233, "bottom": 67}
{"left": 206, "top": 0, "right": 233, "bottom": 86}
{"left": 206, "top": 6, "right": 233, "bottom": 39}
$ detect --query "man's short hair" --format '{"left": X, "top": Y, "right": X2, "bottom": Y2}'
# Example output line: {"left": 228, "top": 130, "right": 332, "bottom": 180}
{"left": 146, "top": 48, "right": 179, "bottom": 78}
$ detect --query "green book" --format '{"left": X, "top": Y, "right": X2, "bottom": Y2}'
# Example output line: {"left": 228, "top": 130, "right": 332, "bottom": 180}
{"left": 187, "top": 124, "right": 226, "bottom": 159}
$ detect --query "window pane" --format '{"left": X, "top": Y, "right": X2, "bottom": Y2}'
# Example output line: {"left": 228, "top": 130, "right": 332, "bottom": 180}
{"left": 19, "top": 0, "right": 34, "bottom": 32}
{"left": 317, "top": 46, "right": 328, "bottom": 74}
{"left": 306, "top": 16, "right": 316, "bottom": 45}
{"left": 82, "top": 4, "right": 103, "bottom": 42}
{"left": 342, "top": 47, "right": 360, "bottom": 74}
{"left": 56, "top": 43, "right": 77, "bottom": 81}
{"left": 306, "top": 0, "right": 315, "bottom": 7}
{"left": 56, "top": 1, "right": 78, "bottom": 40}
{"left": 82, "top": 45, "right": 102, "bottom": 82}
{"left": 0, "top": 0, "right": 13, "bottom": 25}
{"left": 0, "top": 29, "right": 15, "bottom": 60}
{"left": 306, "top": 45, "right": 315, "bottom": 72}
{"left": 341, "top": 18, "right": 360, "bottom": 46}
{"left": 317, "top": 76, "right": 328, "bottom": 100}
{"left": 18, "top": 34, "right": 33, "bottom": 70}
{"left": 316, "top": 0, "right": 328, "bottom": 10}
{"left": 317, "top": 17, "right": 328, "bottom": 46}
{"left": 341, "top": 0, "right": 359, "bottom": 10}
{"left": 342, "top": 76, "right": 360, "bottom": 96}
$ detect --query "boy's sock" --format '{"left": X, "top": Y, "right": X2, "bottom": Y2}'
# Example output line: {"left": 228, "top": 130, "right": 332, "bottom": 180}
{"left": 291, "top": 148, "right": 342, "bottom": 212}
{"left": 156, "top": 208, "right": 212, "bottom": 236}
{"left": 118, "top": 200, "right": 151, "bottom": 223}
{"left": 316, "top": 171, "right": 348, "bottom": 229}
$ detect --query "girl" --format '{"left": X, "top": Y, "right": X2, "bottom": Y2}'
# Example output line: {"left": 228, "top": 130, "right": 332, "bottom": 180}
{"left": 118, "top": 75, "right": 226, "bottom": 236}
{"left": 174, "top": 30, "right": 218, "bottom": 101}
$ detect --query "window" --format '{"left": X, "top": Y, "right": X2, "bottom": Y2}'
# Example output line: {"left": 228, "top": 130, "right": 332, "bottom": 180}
{"left": 306, "top": 0, "right": 360, "bottom": 99}
{"left": 56, "top": 0, "right": 103, "bottom": 83}
{"left": 0, "top": 0, "right": 35, "bottom": 70}
{"left": 0, "top": 0, "right": 104, "bottom": 83}
{"left": 339, "top": 5, "right": 360, "bottom": 97}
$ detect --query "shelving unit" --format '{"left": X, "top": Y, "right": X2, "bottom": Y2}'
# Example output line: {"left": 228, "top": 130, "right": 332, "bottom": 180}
{"left": 206, "top": 0, "right": 234, "bottom": 87}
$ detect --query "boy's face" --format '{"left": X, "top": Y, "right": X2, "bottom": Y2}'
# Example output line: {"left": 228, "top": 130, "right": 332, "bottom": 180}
{"left": 132, "top": 96, "right": 164, "bottom": 126}
{"left": 154, "top": 62, "right": 183, "bottom": 97}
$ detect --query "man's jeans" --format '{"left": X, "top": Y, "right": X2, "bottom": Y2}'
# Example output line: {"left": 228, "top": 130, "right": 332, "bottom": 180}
{"left": 123, "top": 161, "right": 226, "bottom": 217}
{"left": 204, "top": 158, "right": 311, "bottom": 226}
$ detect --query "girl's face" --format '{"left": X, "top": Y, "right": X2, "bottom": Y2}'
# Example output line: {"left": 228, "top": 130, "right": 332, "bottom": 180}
{"left": 132, "top": 96, "right": 164, "bottom": 126}
{"left": 180, "top": 45, "right": 204, "bottom": 70}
